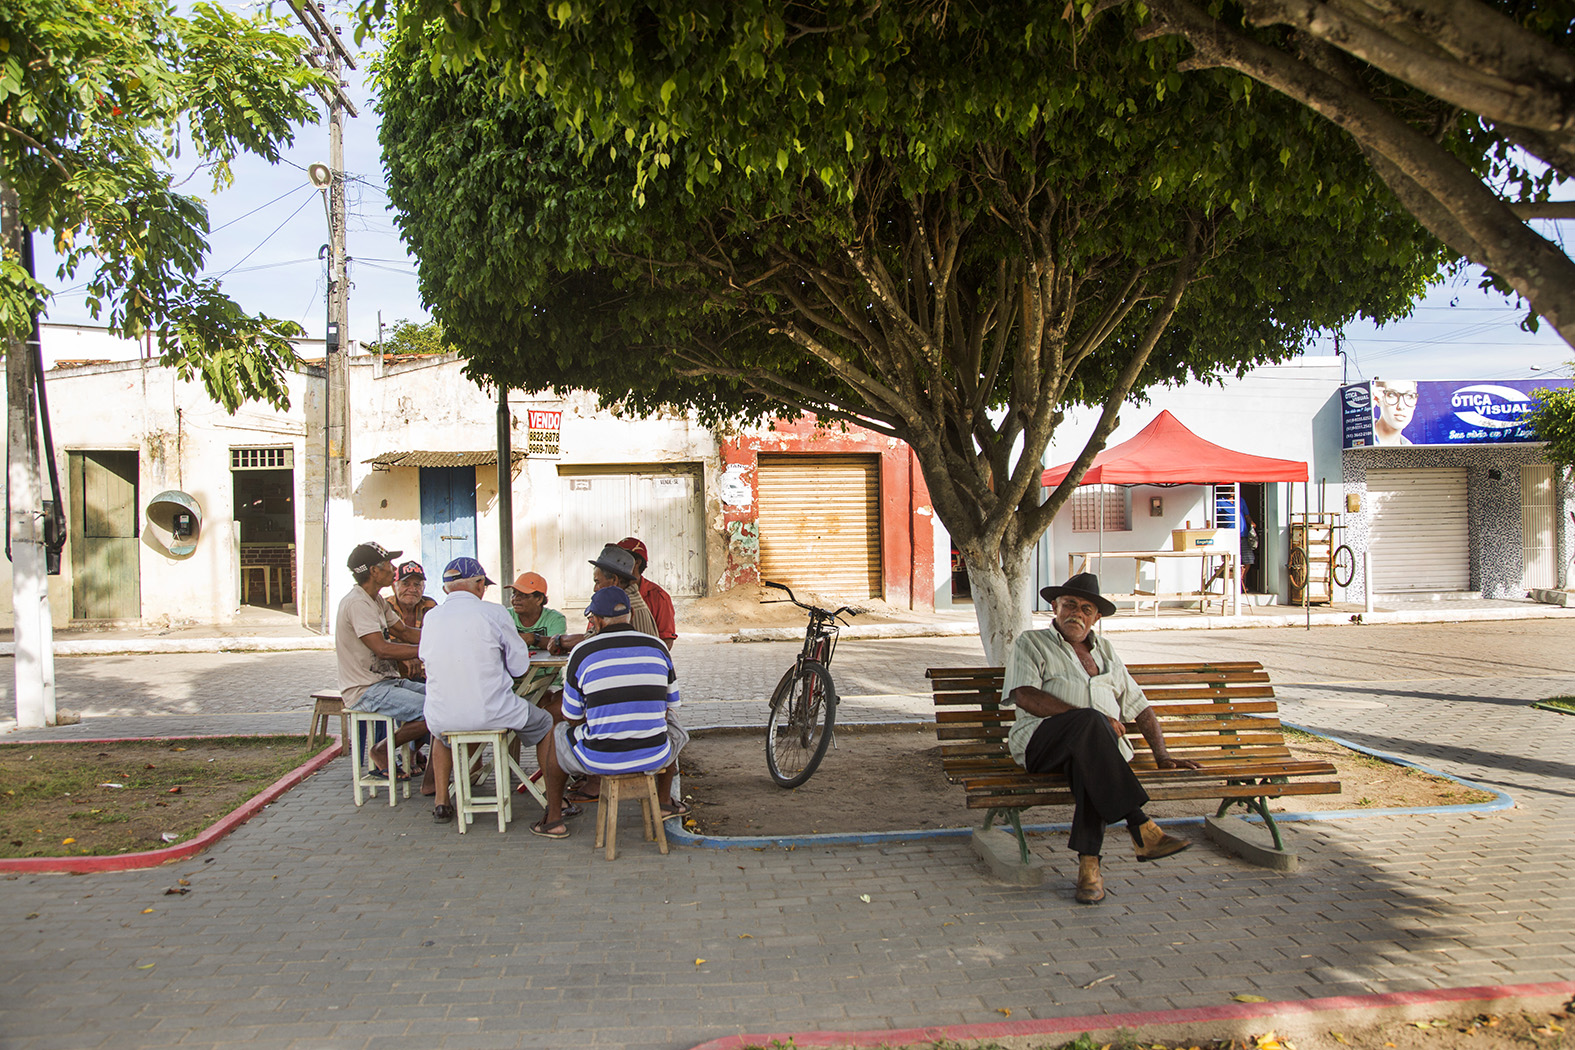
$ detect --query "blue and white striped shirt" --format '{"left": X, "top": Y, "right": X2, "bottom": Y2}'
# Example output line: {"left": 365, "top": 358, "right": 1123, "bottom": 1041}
{"left": 561, "top": 624, "right": 680, "bottom": 774}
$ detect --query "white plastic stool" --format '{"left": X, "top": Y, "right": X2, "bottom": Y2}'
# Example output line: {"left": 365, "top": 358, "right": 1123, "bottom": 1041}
{"left": 347, "top": 709, "right": 414, "bottom": 807}
{"left": 446, "top": 730, "right": 527, "bottom": 833}
{"left": 594, "top": 773, "right": 670, "bottom": 860}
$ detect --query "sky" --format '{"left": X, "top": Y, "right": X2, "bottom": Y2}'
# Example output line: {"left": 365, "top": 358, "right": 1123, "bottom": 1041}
{"left": 31, "top": 3, "right": 1575, "bottom": 384}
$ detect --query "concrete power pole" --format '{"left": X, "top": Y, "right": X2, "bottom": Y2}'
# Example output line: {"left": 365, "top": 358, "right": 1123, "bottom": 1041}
{"left": 291, "top": 1, "right": 357, "bottom": 630}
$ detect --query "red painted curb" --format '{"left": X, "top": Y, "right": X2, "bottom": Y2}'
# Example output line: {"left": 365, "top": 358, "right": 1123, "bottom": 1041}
{"left": 686, "top": 981, "right": 1575, "bottom": 1050}
{"left": 0, "top": 738, "right": 343, "bottom": 874}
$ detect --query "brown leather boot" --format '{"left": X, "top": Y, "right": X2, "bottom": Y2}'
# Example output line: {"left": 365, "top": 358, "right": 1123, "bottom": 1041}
{"left": 1075, "top": 854, "right": 1105, "bottom": 904}
{"left": 1131, "top": 819, "right": 1191, "bottom": 861}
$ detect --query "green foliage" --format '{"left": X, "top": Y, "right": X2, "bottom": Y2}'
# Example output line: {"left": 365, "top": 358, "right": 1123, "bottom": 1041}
{"left": 0, "top": 0, "right": 326, "bottom": 411}
{"left": 377, "top": 318, "right": 455, "bottom": 356}
{"left": 1530, "top": 381, "right": 1575, "bottom": 469}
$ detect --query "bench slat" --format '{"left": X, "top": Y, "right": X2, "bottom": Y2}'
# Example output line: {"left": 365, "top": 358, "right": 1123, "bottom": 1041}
{"left": 967, "top": 780, "right": 1341, "bottom": 808}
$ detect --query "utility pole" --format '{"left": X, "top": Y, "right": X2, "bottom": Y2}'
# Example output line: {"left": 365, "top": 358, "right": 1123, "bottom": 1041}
{"left": 290, "top": 1, "right": 357, "bottom": 631}
{"left": 496, "top": 387, "right": 514, "bottom": 600}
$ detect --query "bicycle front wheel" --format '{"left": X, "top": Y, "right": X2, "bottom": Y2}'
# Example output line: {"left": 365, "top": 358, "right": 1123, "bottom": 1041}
{"left": 1332, "top": 544, "right": 1356, "bottom": 587}
{"left": 765, "top": 660, "right": 838, "bottom": 788}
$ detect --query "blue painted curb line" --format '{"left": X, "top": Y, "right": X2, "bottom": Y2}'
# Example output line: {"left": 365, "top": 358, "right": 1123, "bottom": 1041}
{"left": 665, "top": 722, "right": 1512, "bottom": 851}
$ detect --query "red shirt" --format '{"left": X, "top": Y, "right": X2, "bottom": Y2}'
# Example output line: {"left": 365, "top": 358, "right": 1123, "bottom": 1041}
{"left": 638, "top": 576, "right": 677, "bottom": 642}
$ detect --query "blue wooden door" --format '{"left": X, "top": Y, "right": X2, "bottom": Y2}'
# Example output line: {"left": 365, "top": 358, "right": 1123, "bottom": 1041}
{"left": 419, "top": 467, "right": 477, "bottom": 596}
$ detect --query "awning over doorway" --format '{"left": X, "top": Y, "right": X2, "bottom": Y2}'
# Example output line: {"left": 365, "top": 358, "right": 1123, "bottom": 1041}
{"left": 363, "top": 450, "right": 525, "bottom": 469}
{"left": 1040, "top": 410, "right": 1308, "bottom": 487}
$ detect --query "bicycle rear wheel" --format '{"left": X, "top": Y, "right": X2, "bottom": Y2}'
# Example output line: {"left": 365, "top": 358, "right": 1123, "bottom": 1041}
{"left": 765, "top": 660, "right": 838, "bottom": 788}
{"left": 1332, "top": 544, "right": 1356, "bottom": 587}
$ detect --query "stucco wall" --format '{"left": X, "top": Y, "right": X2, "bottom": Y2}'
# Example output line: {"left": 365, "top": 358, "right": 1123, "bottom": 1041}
{"left": 1, "top": 359, "right": 319, "bottom": 628}
{"left": 718, "top": 417, "right": 936, "bottom": 611}
{"left": 338, "top": 355, "right": 721, "bottom": 613}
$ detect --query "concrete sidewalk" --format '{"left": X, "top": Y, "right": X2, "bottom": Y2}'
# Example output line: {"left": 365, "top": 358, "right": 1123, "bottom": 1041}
{"left": 4, "top": 594, "right": 1569, "bottom": 656}
{"left": 2, "top": 656, "right": 1572, "bottom": 1049}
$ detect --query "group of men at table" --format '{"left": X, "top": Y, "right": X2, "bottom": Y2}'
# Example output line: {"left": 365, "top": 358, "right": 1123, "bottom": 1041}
{"left": 333, "top": 536, "right": 687, "bottom": 837}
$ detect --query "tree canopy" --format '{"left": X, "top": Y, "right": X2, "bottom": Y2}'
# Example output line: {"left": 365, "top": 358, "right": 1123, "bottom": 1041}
{"left": 1, "top": 0, "right": 328, "bottom": 411}
{"left": 377, "top": 318, "right": 455, "bottom": 356}
{"left": 374, "top": 3, "right": 1448, "bottom": 655}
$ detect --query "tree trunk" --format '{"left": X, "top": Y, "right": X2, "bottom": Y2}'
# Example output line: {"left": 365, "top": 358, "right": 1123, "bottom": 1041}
{"left": 3, "top": 183, "right": 49, "bottom": 729}
{"left": 960, "top": 539, "right": 1037, "bottom": 664}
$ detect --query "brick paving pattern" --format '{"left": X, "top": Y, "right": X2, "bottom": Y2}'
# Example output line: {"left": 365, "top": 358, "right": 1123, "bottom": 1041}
{"left": 2, "top": 622, "right": 1572, "bottom": 1049}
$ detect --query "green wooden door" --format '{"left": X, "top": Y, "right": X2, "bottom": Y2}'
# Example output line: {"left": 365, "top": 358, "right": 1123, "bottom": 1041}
{"left": 69, "top": 451, "right": 141, "bottom": 620}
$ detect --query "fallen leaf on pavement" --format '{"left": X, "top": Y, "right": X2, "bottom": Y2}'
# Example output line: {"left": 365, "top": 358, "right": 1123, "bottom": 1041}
{"left": 1233, "top": 994, "right": 1268, "bottom": 1003}
{"left": 164, "top": 887, "right": 190, "bottom": 896}
{"left": 141, "top": 908, "right": 154, "bottom": 914}
{"left": 694, "top": 959, "right": 705, "bottom": 966}
{"left": 167, "top": 786, "right": 182, "bottom": 794}
{"left": 997, "top": 1008, "right": 1011, "bottom": 1017}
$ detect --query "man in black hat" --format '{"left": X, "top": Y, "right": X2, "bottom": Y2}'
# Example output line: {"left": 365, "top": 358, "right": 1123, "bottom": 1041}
{"left": 336, "top": 541, "right": 429, "bottom": 778}
{"left": 1002, "top": 572, "right": 1199, "bottom": 904}
{"left": 545, "top": 543, "right": 660, "bottom": 653}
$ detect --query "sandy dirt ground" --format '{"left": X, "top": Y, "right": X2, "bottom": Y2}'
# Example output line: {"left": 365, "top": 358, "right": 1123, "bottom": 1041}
{"left": 677, "top": 725, "right": 1493, "bottom": 838}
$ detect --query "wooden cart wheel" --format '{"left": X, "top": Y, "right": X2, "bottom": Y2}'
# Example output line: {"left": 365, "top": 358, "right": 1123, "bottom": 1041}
{"left": 1288, "top": 546, "right": 1309, "bottom": 589}
{"left": 1332, "top": 544, "right": 1356, "bottom": 587}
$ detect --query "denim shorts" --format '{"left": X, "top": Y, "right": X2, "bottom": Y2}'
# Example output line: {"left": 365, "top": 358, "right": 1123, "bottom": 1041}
{"left": 356, "top": 678, "right": 428, "bottom": 724}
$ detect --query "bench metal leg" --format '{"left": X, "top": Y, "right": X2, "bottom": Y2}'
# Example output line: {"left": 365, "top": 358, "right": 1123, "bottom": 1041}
{"left": 1216, "top": 791, "right": 1286, "bottom": 852}
{"left": 983, "top": 807, "right": 1032, "bottom": 865}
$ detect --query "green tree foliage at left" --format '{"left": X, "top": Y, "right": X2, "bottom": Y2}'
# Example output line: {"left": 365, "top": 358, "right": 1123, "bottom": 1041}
{"left": 0, "top": 1, "right": 328, "bottom": 412}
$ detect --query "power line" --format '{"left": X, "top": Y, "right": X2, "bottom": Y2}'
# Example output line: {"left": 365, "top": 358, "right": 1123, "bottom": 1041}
{"left": 210, "top": 194, "right": 317, "bottom": 280}
{"left": 209, "top": 186, "right": 313, "bottom": 234}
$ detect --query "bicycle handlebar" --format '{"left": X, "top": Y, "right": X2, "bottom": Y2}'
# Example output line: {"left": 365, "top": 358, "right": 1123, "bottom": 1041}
{"left": 762, "top": 580, "right": 860, "bottom": 621}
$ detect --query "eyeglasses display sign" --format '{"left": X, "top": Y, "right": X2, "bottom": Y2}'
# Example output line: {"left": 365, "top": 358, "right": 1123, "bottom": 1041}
{"left": 1340, "top": 378, "right": 1573, "bottom": 449}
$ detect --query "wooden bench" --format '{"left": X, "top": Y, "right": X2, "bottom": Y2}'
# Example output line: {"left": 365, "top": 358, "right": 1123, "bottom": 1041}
{"left": 927, "top": 661, "right": 1340, "bottom": 872}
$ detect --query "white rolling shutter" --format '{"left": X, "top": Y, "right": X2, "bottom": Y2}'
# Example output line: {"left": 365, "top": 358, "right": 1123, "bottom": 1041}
{"left": 756, "top": 454, "right": 881, "bottom": 599}
{"left": 1367, "top": 468, "right": 1469, "bottom": 592}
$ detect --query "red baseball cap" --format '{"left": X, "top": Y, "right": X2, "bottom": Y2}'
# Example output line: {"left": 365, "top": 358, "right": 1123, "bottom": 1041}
{"left": 616, "top": 537, "right": 648, "bottom": 565}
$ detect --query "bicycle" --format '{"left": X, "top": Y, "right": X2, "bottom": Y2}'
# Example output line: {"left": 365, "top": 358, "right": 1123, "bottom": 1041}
{"left": 761, "top": 580, "right": 860, "bottom": 788}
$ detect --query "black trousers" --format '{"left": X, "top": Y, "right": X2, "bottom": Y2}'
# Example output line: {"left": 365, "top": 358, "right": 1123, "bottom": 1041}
{"left": 1023, "top": 708, "right": 1149, "bottom": 856}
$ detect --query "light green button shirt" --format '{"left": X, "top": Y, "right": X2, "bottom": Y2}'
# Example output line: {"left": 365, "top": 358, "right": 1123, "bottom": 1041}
{"left": 1000, "top": 627, "right": 1150, "bottom": 766}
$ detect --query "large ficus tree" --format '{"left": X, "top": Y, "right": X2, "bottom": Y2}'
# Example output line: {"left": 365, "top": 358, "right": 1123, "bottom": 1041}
{"left": 373, "top": 2, "right": 1448, "bottom": 659}
{"left": 0, "top": 0, "right": 328, "bottom": 411}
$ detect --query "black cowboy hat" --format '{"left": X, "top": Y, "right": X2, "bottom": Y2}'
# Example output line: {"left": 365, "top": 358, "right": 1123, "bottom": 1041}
{"left": 1039, "top": 572, "right": 1117, "bottom": 618}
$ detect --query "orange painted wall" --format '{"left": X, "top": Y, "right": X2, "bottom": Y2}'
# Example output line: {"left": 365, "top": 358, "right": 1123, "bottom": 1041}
{"left": 718, "top": 417, "right": 934, "bottom": 611}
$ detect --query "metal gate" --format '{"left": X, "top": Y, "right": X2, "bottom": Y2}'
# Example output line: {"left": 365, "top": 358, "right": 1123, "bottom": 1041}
{"left": 1521, "top": 463, "right": 1556, "bottom": 590}
{"left": 556, "top": 465, "right": 705, "bottom": 608}
{"left": 756, "top": 453, "right": 881, "bottom": 599}
{"left": 1367, "top": 467, "right": 1469, "bottom": 592}
{"left": 68, "top": 450, "right": 141, "bottom": 620}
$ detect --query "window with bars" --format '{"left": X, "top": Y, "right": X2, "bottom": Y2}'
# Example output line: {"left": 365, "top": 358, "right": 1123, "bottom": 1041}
{"left": 1070, "top": 485, "right": 1129, "bottom": 532}
{"left": 231, "top": 447, "right": 293, "bottom": 470}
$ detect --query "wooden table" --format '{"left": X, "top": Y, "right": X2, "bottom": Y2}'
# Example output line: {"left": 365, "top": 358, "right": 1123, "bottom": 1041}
{"left": 1066, "top": 549, "right": 1238, "bottom": 616}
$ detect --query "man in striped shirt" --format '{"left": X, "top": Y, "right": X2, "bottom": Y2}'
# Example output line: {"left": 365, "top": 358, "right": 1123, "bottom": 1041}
{"left": 534, "top": 586, "right": 690, "bottom": 839}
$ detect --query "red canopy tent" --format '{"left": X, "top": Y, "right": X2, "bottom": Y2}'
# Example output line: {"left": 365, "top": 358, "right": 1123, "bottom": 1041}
{"left": 1040, "top": 410, "right": 1307, "bottom": 487}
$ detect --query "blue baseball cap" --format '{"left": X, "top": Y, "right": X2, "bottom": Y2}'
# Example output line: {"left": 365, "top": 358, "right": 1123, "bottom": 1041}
{"left": 441, "top": 557, "right": 495, "bottom": 585}
{"left": 584, "top": 586, "right": 630, "bottom": 618}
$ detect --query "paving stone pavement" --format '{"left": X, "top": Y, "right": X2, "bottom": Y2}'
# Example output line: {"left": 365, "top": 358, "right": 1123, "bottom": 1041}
{"left": 3, "top": 624, "right": 1574, "bottom": 1049}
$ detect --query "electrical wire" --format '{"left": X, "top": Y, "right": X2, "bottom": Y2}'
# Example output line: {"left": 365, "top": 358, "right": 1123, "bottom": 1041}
{"left": 210, "top": 194, "right": 317, "bottom": 280}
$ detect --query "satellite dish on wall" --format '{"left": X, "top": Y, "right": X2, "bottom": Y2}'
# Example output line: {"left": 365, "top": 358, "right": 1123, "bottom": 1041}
{"left": 147, "top": 490, "right": 203, "bottom": 556}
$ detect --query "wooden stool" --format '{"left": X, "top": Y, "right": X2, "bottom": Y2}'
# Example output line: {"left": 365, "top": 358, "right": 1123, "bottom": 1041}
{"left": 445, "top": 730, "right": 527, "bottom": 834}
{"left": 594, "top": 773, "right": 670, "bottom": 860}
{"left": 346, "top": 709, "right": 414, "bottom": 807}
{"left": 306, "top": 689, "right": 348, "bottom": 750}
{"left": 241, "top": 564, "right": 274, "bottom": 605}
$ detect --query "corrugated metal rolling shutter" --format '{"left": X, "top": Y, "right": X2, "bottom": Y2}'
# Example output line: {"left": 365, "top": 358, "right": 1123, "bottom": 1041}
{"left": 1367, "top": 467, "right": 1469, "bottom": 592}
{"left": 757, "top": 454, "right": 881, "bottom": 599}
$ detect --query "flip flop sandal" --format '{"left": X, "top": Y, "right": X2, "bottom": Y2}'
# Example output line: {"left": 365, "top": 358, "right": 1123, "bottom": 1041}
{"left": 433, "top": 804, "right": 455, "bottom": 823}
{"left": 366, "top": 767, "right": 410, "bottom": 782}
{"left": 560, "top": 802, "right": 584, "bottom": 819}
{"left": 530, "top": 819, "right": 570, "bottom": 839}
{"left": 661, "top": 800, "right": 692, "bottom": 819}
{"left": 565, "top": 788, "right": 601, "bottom": 804}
